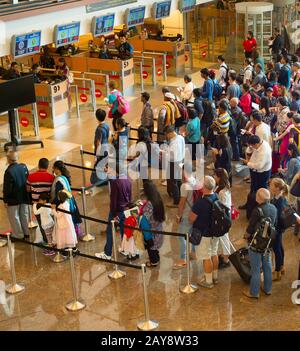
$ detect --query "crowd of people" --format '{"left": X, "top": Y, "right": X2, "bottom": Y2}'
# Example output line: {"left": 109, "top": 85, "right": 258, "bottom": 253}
{"left": 2, "top": 28, "right": 300, "bottom": 299}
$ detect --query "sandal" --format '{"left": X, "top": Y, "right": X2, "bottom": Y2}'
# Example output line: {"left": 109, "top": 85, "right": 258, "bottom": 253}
{"left": 173, "top": 260, "right": 187, "bottom": 270}
{"left": 146, "top": 261, "right": 159, "bottom": 268}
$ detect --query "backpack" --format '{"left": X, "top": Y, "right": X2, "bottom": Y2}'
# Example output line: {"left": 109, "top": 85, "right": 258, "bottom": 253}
{"left": 290, "top": 126, "right": 300, "bottom": 151}
{"left": 205, "top": 196, "right": 232, "bottom": 237}
{"left": 213, "top": 80, "right": 223, "bottom": 100}
{"left": 116, "top": 94, "right": 130, "bottom": 115}
{"left": 249, "top": 207, "right": 276, "bottom": 254}
{"left": 174, "top": 100, "right": 189, "bottom": 121}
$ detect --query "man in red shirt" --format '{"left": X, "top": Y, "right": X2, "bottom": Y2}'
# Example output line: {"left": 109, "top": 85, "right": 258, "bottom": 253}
{"left": 27, "top": 158, "right": 55, "bottom": 242}
{"left": 243, "top": 31, "right": 257, "bottom": 59}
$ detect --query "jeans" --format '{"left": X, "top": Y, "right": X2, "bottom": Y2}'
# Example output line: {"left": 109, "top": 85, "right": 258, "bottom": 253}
{"left": 6, "top": 204, "right": 29, "bottom": 239}
{"left": 273, "top": 231, "right": 284, "bottom": 272}
{"left": 229, "top": 133, "right": 240, "bottom": 161}
{"left": 104, "top": 211, "right": 125, "bottom": 256}
{"left": 249, "top": 249, "right": 272, "bottom": 296}
{"left": 167, "top": 161, "right": 182, "bottom": 205}
{"left": 178, "top": 218, "right": 195, "bottom": 260}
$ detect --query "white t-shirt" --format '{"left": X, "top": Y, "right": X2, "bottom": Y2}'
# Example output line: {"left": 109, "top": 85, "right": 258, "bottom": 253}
{"left": 33, "top": 203, "right": 54, "bottom": 229}
{"left": 219, "top": 63, "right": 228, "bottom": 88}
{"left": 255, "top": 122, "right": 271, "bottom": 145}
{"left": 180, "top": 82, "right": 195, "bottom": 102}
{"left": 243, "top": 65, "right": 253, "bottom": 84}
{"left": 247, "top": 140, "right": 272, "bottom": 172}
{"left": 218, "top": 189, "right": 232, "bottom": 209}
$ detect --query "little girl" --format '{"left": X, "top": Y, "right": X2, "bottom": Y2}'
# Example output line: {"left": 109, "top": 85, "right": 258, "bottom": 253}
{"left": 33, "top": 193, "right": 55, "bottom": 256}
{"left": 120, "top": 206, "right": 140, "bottom": 260}
{"left": 52, "top": 190, "right": 78, "bottom": 251}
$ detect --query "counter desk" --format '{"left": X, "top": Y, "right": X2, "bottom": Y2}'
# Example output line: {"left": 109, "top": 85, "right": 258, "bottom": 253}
{"left": 128, "top": 36, "right": 185, "bottom": 76}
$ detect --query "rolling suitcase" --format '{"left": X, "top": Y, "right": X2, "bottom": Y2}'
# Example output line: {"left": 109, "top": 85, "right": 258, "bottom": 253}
{"left": 220, "top": 238, "right": 251, "bottom": 284}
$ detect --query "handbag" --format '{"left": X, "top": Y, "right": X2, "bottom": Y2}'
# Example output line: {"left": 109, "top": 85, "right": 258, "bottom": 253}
{"left": 189, "top": 227, "right": 202, "bottom": 246}
{"left": 290, "top": 179, "right": 300, "bottom": 197}
{"left": 280, "top": 205, "right": 297, "bottom": 230}
{"left": 231, "top": 204, "right": 240, "bottom": 220}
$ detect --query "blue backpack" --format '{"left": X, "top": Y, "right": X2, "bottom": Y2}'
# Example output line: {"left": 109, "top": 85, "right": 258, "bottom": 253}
{"left": 213, "top": 79, "right": 223, "bottom": 100}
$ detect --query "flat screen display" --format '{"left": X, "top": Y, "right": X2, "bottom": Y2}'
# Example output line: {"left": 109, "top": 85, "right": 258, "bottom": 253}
{"left": 178, "top": 0, "right": 196, "bottom": 13}
{"left": 54, "top": 22, "right": 80, "bottom": 48}
{"left": 11, "top": 31, "right": 41, "bottom": 59}
{"left": 153, "top": 1, "right": 172, "bottom": 19}
{"left": 125, "top": 6, "right": 146, "bottom": 28}
{"left": 0, "top": 75, "right": 36, "bottom": 113}
{"left": 92, "top": 14, "right": 115, "bottom": 37}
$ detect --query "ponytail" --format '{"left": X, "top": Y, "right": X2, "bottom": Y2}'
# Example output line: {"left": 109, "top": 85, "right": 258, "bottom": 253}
{"left": 53, "top": 160, "right": 71, "bottom": 185}
{"left": 271, "top": 178, "right": 289, "bottom": 198}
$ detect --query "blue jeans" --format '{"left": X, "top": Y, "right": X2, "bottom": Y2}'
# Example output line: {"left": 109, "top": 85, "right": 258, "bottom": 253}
{"left": 104, "top": 211, "right": 125, "bottom": 256}
{"left": 249, "top": 249, "right": 272, "bottom": 296}
{"left": 273, "top": 231, "right": 284, "bottom": 272}
{"left": 178, "top": 218, "right": 195, "bottom": 259}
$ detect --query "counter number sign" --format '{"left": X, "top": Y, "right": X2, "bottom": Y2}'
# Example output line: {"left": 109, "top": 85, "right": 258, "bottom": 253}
{"left": 53, "top": 85, "right": 61, "bottom": 94}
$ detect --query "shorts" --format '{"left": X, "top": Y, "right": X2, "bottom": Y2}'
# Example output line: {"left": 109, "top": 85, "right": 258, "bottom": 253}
{"left": 196, "top": 236, "right": 220, "bottom": 260}
{"left": 218, "top": 233, "right": 231, "bottom": 256}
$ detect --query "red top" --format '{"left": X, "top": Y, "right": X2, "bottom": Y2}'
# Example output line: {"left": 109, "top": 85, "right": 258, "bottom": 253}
{"left": 27, "top": 170, "right": 55, "bottom": 201}
{"left": 124, "top": 216, "right": 138, "bottom": 239}
{"left": 239, "top": 93, "right": 252, "bottom": 115}
{"left": 243, "top": 38, "right": 257, "bottom": 53}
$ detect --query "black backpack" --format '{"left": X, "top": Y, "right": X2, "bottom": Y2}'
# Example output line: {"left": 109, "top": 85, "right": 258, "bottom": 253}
{"left": 205, "top": 196, "right": 232, "bottom": 237}
{"left": 249, "top": 207, "right": 276, "bottom": 254}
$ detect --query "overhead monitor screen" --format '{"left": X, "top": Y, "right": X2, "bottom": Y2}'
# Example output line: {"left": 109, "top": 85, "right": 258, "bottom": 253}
{"left": 0, "top": 75, "right": 36, "bottom": 113}
{"left": 125, "top": 6, "right": 146, "bottom": 28}
{"left": 54, "top": 22, "right": 80, "bottom": 48}
{"left": 92, "top": 14, "right": 115, "bottom": 37}
{"left": 12, "top": 31, "right": 41, "bottom": 59}
{"left": 153, "top": 1, "right": 172, "bottom": 20}
{"left": 178, "top": 0, "right": 196, "bottom": 13}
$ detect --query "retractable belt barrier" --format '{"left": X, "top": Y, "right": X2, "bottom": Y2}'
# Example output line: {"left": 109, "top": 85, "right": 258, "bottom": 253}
{"left": 134, "top": 51, "right": 167, "bottom": 82}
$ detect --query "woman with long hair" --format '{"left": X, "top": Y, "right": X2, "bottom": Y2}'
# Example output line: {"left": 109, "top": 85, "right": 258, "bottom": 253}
{"left": 51, "top": 160, "right": 82, "bottom": 238}
{"left": 212, "top": 134, "right": 233, "bottom": 185}
{"left": 214, "top": 168, "right": 232, "bottom": 268}
{"left": 140, "top": 180, "right": 165, "bottom": 267}
{"left": 270, "top": 178, "right": 289, "bottom": 280}
{"left": 279, "top": 143, "right": 300, "bottom": 185}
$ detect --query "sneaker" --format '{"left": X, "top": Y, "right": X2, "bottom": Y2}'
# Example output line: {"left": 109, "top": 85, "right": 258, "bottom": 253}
{"left": 118, "top": 248, "right": 128, "bottom": 256}
{"left": 206, "top": 162, "right": 215, "bottom": 170}
{"left": 198, "top": 278, "right": 214, "bottom": 289}
{"left": 95, "top": 252, "right": 112, "bottom": 260}
{"left": 242, "top": 288, "right": 259, "bottom": 299}
{"left": 161, "top": 180, "right": 167, "bottom": 186}
{"left": 43, "top": 249, "right": 56, "bottom": 256}
{"left": 127, "top": 254, "right": 140, "bottom": 261}
{"left": 219, "top": 261, "right": 231, "bottom": 269}
{"left": 213, "top": 278, "right": 219, "bottom": 285}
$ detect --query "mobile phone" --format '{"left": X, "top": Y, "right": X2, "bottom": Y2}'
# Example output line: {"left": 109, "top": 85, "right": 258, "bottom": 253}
{"left": 293, "top": 213, "right": 300, "bottom": 220}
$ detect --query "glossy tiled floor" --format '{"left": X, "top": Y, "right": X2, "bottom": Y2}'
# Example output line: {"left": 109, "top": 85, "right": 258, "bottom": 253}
{"left": 0, "top": 71, "right": 299, "bottom": 331}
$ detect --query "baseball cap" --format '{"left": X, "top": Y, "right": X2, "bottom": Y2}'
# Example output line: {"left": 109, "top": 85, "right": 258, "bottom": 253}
{"left": 293, "top": 62, "right": 300, "bottom": 68}
{"left": 165, "top": 92, "right": 175, "bottom": 99}
{"left": 266, "top": 87, "right": 273, "bottom": 92}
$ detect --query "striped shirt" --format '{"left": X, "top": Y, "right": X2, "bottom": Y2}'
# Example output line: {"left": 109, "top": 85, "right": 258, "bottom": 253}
{"left": 213, "top": 112, "right": 231, "bottom": 134}
{"left": 27, "top": 170, "right": 55, "bottom": 201}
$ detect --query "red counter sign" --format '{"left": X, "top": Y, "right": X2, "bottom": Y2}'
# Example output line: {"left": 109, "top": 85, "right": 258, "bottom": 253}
{"left": 166, "top": 62, "right": 171, "bottom": 69}
{"left": 142, "top": 71, "right": 148, "bottom": 79}
{"left": 202, "top": 51, "right": 207, "bottom": 58}
{"left": 157, "top": 68, "right": 162, "bottom": 76}
{"left": 80, "top": 93, "right": 88, "bottom": 102}
{"left": 95, "top": 89, "right": 102, "bottom": 98}
{"left": 39, "top": 110, "right": 47, "bottom": 119}
{"left": 20, "top": 117, "right": 29, "bottom": 127}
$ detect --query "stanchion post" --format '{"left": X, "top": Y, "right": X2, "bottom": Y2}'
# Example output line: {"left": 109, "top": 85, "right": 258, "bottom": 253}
{"left": 152, "top": 57, "right": 157, "bottom": 87}
{"left": 27, "top": 203, "right": 37, "bottom": 230}
{"left": 90, "top": 79, "right": 97, "bottom": 112}
{"left": 139, "top": 62, "right": 144, "bottom": 92}
{"left": 80, "top": 186, "right": 95, "bottom": 242}
{"left": 108, "top": 220, "right": 126, "bottom": 279}
{"left": 137, "top": 264, "right": 159, "bottom": 331}
{"left": 163, "top": 53, "right": 167, "bottom": 81}
{"left": 65, "top": 248, "right": 86, "bottom": 311}
{"left": 71, "top": 85, "right": 80, "bottom": 119}
{"left": 180, "top": 233, "right": 198, "bottom": 294}
{"left": 5, "top": 233, "right": 25, "bottom": 294}
{"left": 80, "top": 145, "right": 87, "bottom": 189}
